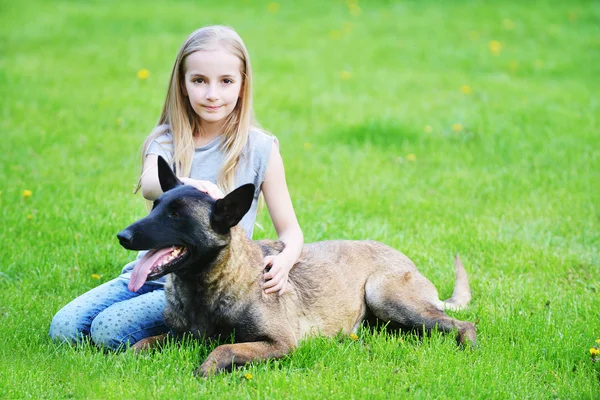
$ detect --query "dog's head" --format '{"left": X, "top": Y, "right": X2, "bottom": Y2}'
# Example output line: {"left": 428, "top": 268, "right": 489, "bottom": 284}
{"left": 117, "top": 156, "right": 255, "bottom": 291}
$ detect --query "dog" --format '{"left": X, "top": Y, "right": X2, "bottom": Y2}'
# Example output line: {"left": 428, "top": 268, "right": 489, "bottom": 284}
{"left": 117, "top": 156, "right": 476, "bottom": 377}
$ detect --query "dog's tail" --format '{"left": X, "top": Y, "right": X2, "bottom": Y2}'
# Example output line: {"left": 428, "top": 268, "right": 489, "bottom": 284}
{"left": 443, "top": 254, "right": 472, "bottom": 312}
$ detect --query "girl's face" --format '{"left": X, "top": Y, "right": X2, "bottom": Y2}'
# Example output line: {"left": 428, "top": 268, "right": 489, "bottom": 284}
{"left": 182, "top": 47, "right": 243, "bottom": 131}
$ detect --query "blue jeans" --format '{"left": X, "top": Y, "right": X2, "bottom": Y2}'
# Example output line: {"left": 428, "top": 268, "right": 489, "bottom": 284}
{"left": 49, "top": 276, "right": 168, "bottom": 350}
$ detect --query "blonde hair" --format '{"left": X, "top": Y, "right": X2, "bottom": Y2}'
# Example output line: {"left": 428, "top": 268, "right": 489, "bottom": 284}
{"left": 136, "top": 25, "right": 263, "bottom": 194}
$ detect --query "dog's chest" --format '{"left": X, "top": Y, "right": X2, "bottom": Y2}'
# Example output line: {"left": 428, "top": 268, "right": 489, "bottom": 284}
{"left": 165, "top": 279, "right": 261, "bottom": 341}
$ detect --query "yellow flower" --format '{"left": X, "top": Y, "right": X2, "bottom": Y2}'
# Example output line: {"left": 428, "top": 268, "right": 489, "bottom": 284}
{"left": 424, "top": 125, "right": 433, "bottom": 133}
{"left": 244, "top": 372, "right": 253, "bottom": 380}
{"left": 342, "top": 21, "right": 354, "bottom": 34}
{"left": 406, "top": 154, "right": 417, "bottom": 162}
{"left": 590, "top": 348, "right": 600, "bottom": 357}
{"left": 91, "top": 274, "right": 101, "bottom": 280}
{"left": 329, "top": 30, "right": 341, "bottom": 40}
{"left": 489, "top": 40, "right": 502, "bottom": 55}
{"left": 568, "top": 12, "right": 577, "bottom": 22}
{"left": 596, "top": 338, "right": 600, "bottom": 345}
{"left": 460, "top": 85, "right": 472, "bottom": 95}
{"left": 22, "top": 189, "right": 33, "bottom": 198}
{"left": 303, "top": 142, "right": 312, "bottom": 150}
{"left": 503, "top": 19, "right": 515, "bottom": 30}
{"left": 349, "top": 333, "right": 359, "bottom": 341}
{"left": 340, "top": 70, "right": 352, "bottom": 80}
{"left": 346, "top": 1, "right": 361, "bottom": 16}
{"left": 452, "top": 123, "right": 463, "bottom": 133}
{"left": 27, "top": 214, "right": 33, "bottom": 220}
{"left": 348, "top": 4, "right": 361, "bottom": 16}
{"left": 267, "top": 2, "right": 280, "bottom": 14}
{"left": 137, "top": 69, "right": 150, "bottom": 80}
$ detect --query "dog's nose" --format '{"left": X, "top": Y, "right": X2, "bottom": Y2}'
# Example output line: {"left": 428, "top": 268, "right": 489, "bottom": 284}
{"left": 117, "top": 229, "right": 134, "bottom": 247}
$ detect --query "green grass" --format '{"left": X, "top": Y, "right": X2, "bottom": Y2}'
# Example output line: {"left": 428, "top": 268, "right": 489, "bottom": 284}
{"left": 1, "top": 0, "right": 599, "bottom": 398}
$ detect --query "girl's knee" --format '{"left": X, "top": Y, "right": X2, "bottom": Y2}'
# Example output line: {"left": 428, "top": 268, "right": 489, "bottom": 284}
{"left": 90, "top": 311, "right": 130, "bottom": 350}
{"left": 49, "top": 306, "right": 90, "bottom": 344}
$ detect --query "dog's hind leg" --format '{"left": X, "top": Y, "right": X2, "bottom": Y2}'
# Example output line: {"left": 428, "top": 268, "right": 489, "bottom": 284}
{"left": 196, "top": 340, "right": 293, "bottom": 377}
{"left": 365, "top": 272, "right": 476, "bottom": 348}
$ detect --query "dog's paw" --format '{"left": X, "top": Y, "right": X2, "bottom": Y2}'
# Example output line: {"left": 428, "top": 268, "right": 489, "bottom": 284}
{"left": 130, "top": 338, "right": 153, "bottom": 354}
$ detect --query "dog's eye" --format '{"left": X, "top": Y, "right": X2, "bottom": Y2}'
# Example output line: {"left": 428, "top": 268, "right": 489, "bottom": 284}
{"left": 169, "top": 212, "right": 181, "bottom": 219}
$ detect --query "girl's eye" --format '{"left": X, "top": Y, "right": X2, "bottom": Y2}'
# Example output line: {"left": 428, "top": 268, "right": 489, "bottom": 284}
{"left": 223, "top": 79, "right": 233, "bottom": 84}
{"left": 193, "top": 78, "right": 205, "bottom": 84}
{"left": 170, "top": 212, "right": 181, "bottom": 219}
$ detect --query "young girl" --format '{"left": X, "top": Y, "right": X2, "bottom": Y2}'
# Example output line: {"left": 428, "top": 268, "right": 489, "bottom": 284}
{"left": 49, "top": 25, "right": 304, "bottom": 350}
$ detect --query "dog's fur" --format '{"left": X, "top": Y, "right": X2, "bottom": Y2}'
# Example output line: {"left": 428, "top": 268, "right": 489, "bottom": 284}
{"left": 117, "top": 156, "right": 476, "bottom": 377}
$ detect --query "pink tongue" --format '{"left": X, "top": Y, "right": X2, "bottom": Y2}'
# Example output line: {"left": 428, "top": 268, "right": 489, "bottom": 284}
{"left": 128, "top": 247, "right": 175, "bottom": 292}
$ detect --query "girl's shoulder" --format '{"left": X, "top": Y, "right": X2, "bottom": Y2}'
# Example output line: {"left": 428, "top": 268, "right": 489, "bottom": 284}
{"left": 247, "top": 128, "right": 278, "bottom": 153}
{"left": 241, "top": 128, "right": 278, "bottom": 175}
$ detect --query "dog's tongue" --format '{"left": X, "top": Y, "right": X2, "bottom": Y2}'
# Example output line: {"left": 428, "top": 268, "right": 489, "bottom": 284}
{"left": 128, "top": 247, "right": 174, "bottom": 292}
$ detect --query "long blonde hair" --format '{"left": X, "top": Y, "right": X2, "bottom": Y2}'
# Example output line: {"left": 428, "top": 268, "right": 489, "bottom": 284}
{"left": 136, "top": 25, "right": 262, "bottom": 194}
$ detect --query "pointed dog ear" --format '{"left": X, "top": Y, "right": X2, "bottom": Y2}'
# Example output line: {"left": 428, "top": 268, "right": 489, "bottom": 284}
{"left": 157, "top": 155, "right": 182, "bottom": 193}
{"left": 211, "top": 184, "right": 255, "bottom": 234}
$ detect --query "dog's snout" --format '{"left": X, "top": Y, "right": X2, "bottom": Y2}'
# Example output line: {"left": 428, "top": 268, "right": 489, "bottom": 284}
{"left": 117, "top": 229, "right": 134, "bottom": 247}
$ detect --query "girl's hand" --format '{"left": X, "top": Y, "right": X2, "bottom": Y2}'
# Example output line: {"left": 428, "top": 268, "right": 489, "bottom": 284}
{"left": 262, "top": 254, "right": 294, "bottom": 295}
{"left": 179, "top": 177, "right": 224, "bottom": 200}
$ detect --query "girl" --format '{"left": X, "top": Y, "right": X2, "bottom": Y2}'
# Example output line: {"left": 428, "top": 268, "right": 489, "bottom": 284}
{"left": 49, "top": 25, "right": 304, "bottom": 350}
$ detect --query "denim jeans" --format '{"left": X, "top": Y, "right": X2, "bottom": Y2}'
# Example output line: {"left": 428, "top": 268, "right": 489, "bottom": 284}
{"left": 49, "top": 276, "right": 168, "bottom": 350}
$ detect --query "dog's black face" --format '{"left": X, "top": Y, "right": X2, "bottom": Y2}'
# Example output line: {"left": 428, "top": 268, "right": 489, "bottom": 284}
{"left": 117, "top": 156, "right": 255, "bottom": 291}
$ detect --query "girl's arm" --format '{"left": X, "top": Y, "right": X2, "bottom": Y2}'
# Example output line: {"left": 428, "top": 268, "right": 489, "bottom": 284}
{"left": 140, "top": 155, "right": 163, "bottom": 201}
{"left": 141, "top": 154, "right": 224, "bottom": 201}
{"left": 261, "top": 141, "right": 304, "bottom": 295}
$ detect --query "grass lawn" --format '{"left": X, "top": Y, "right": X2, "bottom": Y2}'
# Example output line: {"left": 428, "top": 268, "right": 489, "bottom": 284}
{"left": 1, "top": 0, "right": 599, "bottom": 398}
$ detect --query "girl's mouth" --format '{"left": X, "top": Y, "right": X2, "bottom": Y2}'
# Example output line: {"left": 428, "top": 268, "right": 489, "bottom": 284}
{"left": 204, "top": 105, "right": 222, "bottom": 111}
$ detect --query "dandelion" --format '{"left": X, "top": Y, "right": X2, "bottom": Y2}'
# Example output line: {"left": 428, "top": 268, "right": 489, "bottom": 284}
{"left": 91, "top": 274, "right": 101, "bottom": 280}
{"left": 27, "top": 214, "right": 33, "bottom": 220}
{"left": 267, "top": 2, "right": 280, "bottom": 14}
{"left": 22, "top": 189, "right": 32, "bottom": 198}
{"left": 342, "top": 21, "right": 354, "bottom": 35}
{"left": 424, "top": 125, "right": 433, "bottom": 133}
{"left": 329, "top": 30, "right": 342, "bottom": 40}
{"left": 590, "top": 348, "right": 600, "bottom": 357}
{"left": 137, "top": 69, "right": 150, "bottom": 80}
{"left": 460, "top": 85, "right": 472, "bottom": 95}
{"left": 406, "top": 154, "right": 417, "bottom": 162}
{"left": 503, "top": 19, "right": 515, "bottom": 30}
{"left": 340, "top": 70, "right": 352, "bottom": 80}
{"left": 452, "top": 123, "right": 463, "bottom": 133}
{"left": 349, "top": 333, "right": 359, "bottom": 341}
{"left": 596, "top": 338, "right": 600, "bottom": 345}
{"left": 347, "top": 0, "right": 361, "bottom": 16}
{"left": 244, "top": 372, "right": 253, "bottom": 380}
{"left": 303, "top": 142, "right": 312, "bottom": 150}
{"left": 488, "top": 40, "right": 502, "bottom": 55}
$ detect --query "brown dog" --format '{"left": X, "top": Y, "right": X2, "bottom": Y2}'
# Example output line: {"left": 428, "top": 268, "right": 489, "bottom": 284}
{"left": 117, "top": 156, "right": 475, "bottom": 377}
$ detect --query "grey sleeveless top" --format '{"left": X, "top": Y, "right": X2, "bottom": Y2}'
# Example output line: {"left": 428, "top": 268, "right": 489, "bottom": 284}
{"left": 120, "top": 129, "right": 275, "bottom": 282}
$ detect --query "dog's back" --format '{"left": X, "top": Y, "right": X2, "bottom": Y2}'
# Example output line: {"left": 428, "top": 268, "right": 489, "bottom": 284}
{"left": 257, "top": 239, "right": 426, "bottom": 340}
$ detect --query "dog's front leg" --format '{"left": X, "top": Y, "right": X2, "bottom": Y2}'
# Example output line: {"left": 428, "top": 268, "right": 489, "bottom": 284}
{"left": 131, "top": 333, "right": 170, "bottom": 354}
{"left": 196, "top": 341, "right": 292, "bottom": 377}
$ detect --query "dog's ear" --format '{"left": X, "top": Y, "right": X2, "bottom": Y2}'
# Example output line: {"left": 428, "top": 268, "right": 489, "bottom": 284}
{"left": 211, "top": 183, "right": 255, "bottom": 234}
{"left": 157, "top": 156, "right": 182, "bottom": 193}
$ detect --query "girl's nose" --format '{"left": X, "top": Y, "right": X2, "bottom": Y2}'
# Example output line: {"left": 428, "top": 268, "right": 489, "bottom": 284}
{"left": 206, "top": 84, "right": 219, "bottom": 100}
